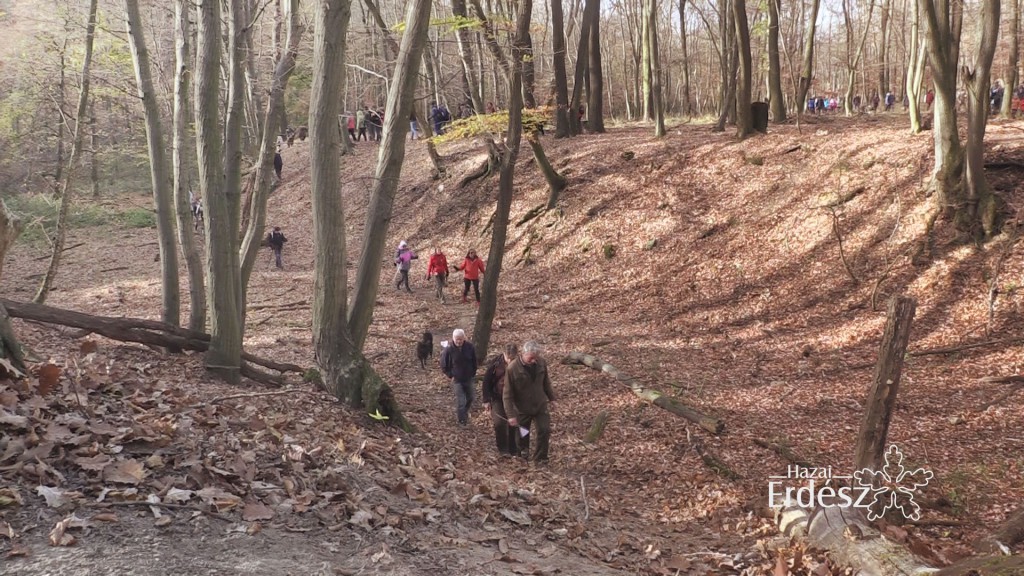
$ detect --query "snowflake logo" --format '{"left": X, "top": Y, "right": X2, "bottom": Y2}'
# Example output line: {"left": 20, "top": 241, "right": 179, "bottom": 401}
{"left": 854, "top": 445, "right": 933, "bottom": 521}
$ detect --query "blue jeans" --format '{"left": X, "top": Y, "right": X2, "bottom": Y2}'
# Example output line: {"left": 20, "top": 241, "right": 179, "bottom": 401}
{"left": 451, "top": 379, "right": 474, "bottom": 425}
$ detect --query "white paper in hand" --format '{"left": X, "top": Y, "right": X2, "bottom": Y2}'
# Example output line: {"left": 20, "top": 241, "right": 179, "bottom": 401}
{"left": 441, "top": 340, "right": 449, "bottom": 348}
{"left": 519, "top": 426, "right": 530, "bottom": 438}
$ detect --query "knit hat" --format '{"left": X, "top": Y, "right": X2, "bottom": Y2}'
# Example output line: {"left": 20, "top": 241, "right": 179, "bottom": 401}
{"left": 399, "top": 241, "right": 408, "bottom": 249}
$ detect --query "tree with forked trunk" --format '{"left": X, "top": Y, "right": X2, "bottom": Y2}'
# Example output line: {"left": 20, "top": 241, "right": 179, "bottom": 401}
{"left": 195, "top": 0, "right": 246, "bottom": 383}
{"left": 309, "top": 0, "right": 431, "bottom": 429}
{"left": 124, "top": 0, "right": 181, "bottom": 331}
{"left": 960, "top": 0, "right": 1001, "bottom": 239}
{"left": 795, "top": 0, "right": 821, "bottom": 121}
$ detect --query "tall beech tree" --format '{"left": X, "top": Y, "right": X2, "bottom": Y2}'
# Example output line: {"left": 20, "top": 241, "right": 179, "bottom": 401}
{"left": 473, "top": 0, "right": 530, "bottom": 359}
{"left": 173, "top": 0, "right": 206, "bottom": 332}
{"left": 734, "top": 0, "right": 753, "bottom": 138}
{"left": 309, "top": 0, "right": 430, "bottom": 428}
{"left": 195, "top": 0, "right": 246, "bottom": 382}
{"left": 961, "top": 0, "right": 1000, "bottom": 239}
{"left": 1001, "top": 0, "right": 1020, "bottom": 119}
{"left": 796, "top": 0, "right": 821, "bottom": 119}
{"left": 124, "top": 0, "right": 181, "bottom": 329}
{"left": 767, "top": 0, "right": 785, "bottom": 121}
{"left": 552, "top": 0, "right": 571, "bottom": 137}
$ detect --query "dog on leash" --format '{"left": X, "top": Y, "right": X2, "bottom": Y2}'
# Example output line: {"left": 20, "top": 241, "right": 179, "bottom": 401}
{"left": 416, "top": 331, "right": 433, "bottom": 369}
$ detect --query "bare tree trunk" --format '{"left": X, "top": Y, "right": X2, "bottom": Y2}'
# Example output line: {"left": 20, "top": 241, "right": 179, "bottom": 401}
{"left": 795, "top": 0, "right": 820, "bottom": 120}
{"left": 878, "top": 0, "right": 892, "bottom": 97}
{"left": 125, "top": 0, "right": 182, "bottom": 329}
{"left": 470, "top": 0, "right": 512, "bottom": 83}
{"left": 647, "top": 0, "right": 665, "bottom": 135}
{"left": 568, "top": 2, "right": 590, "bottom": 135}
{"left": 679, "top": 0, "right": 692, "bottom": 116}
{"left": 242, "top": 0, "right": 264, "bottom": 150}
{"left": 309, "top": 0, "right": 413, "bottom": 429}
{"left": 35, "top": 0, "right": 99, "bottom": 304}
{"left": 1002, "top": 0, "right": 1020, "bottom": 119}
{"left": 173, "top": 0, "right": 206, "bottom": 333}
{"left": 767, "top": 0, "right": 786, "bottom": 121}
{"left": 905, "top": 0, "right": 926, "bottom": 133}
{"left": 962, "top": 0, "right": 1001, "bottom": 240}
{"left": 854, "top": 296, "right": 916, "bottom": 471}
{"left": 641, "top": 0, "right": 653, "bottom": 121}
{"left": 734, "top": 0, "right": 753, "bottom": 138}
{"left": 0, "top": 202, "right": 26, "bottom": 375}
{"left": 920, "top": 0, "right": 963, "bottom": 225}
{"left": 54, "top": 43, "right": 67, "bottom": 190}
{"left": 88, "top": 100, "right": 99, "bottom": 199}
{"left": 842, "top": 0, "right": 876, "bottom": 116}
{"left": 586, "top": 0, "right": 605, "bottom": 132}
{"left": 240, "top": 0, "right": 303, "bottom": 308}
{"left": 348, "top": 0, "right": 433, "bottom": 350}
{"left": 552, "top": 0, "right": 571, "bottom": 136}
{"left": 474, "top": 0, "right": 529, "bottom": 360}
{"left": 196, "top": 0, "right": 244, "bottom": 383}
{"left": 452, "top": 0, "right": 485, "bottom": 112}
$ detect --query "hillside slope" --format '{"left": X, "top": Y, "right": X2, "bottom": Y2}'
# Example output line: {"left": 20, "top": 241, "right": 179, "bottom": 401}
{"left": 4, "top": 115, "right": 1024, "bottom": 574}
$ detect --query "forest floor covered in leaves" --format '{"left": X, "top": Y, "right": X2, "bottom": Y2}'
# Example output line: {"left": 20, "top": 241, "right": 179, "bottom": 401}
{"left": 3, "top": 114, "right": 1024, "bottom": 575}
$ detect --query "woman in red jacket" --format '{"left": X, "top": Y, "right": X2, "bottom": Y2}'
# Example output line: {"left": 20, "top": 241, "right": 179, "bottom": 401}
{"left": 454, "top": 249, "right": 485, "bottom": 304}
{"left": 425, "top": 247, "right": 449, "bottom": 303}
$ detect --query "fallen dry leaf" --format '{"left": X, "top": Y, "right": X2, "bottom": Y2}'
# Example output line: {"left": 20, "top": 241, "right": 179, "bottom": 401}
{"left": 103, "top": 459, "right": 146, "bottom": 485}
{"left": 499, "top": 508, "right": 532, "bottom": 526}
{"left": 74, "top": 454, "right": 112, "bottom": 471}
{"left": 36, "top": 485, "right": 71, "bottom": 508}
{"left": 5, "top": 544, "right": 30, "bottom": 558}
{"left": 0, "top": 519, "right": 13, "bottom": 538}
{"left": 0, "top": 487, "right": 23, "bottom": 507}
{"left": 80, "top": 340, "right": 98, "bottom": 354}
{"left": 48, "top": 517, "right": 76, "bottom": 547}
{"left": 242, "top": 501, "right": 275, "bottom": 521}
{"left": 163, "top": 488, "right": 193, "bottom": 503}
{"left": 37, "top": 364, "right": 61, "bottom": 396}
{"left": 0, "top": 408, "right": 28, "bottom": 429}
{"left": 91, "top": 512, "right": 118, "bottom": 522}
{"left": 196, "top": 487, "right": 242, "bottom": 510}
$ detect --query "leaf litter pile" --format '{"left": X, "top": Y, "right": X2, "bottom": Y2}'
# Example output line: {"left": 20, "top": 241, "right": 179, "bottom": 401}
{"left": 3, "top": 115, "right": 1024, "bottom": 575}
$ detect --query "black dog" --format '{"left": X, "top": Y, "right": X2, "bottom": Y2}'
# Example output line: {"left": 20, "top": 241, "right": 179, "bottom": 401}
{"left": 416, "top": 332, "right": 433, "bottom": 369}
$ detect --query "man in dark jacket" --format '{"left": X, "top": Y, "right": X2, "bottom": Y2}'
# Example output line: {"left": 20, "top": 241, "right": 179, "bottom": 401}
{"left": 482, "top": 344, "right": 519, "bottom": 456}
{"left": 503, "top": 341, "right": 556, "bottom": 463}
{"left": 267, "top": 227, "right": 287, "bottom": 269}
{"left": 441, "top": 329, "right": 478, "bottom": 426}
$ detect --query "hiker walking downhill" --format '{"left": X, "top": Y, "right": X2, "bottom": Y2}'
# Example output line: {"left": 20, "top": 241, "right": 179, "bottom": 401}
{"left": 267, "top": 227, "right": 287, "bottom": 269}
{"left": 441, "top": 329, "right": 478, "bottom": 426}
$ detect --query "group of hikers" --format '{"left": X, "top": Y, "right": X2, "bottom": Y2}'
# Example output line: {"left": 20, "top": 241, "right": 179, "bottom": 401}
{"left": 394, "top": 242, "right": 485, "bottom": 305}
{"left": 440, "top": 331, "right": 556, "bottom": 464}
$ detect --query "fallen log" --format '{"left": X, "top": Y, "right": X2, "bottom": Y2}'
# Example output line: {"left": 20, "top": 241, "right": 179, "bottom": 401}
{"left": 777, "top": 503, "right": 1024, "bottom": 576}
{"left": 1, "top": 298, "right": 305, "bottom": 381}
{"left": 561, "top": 351, "right": 725, "bottom": 435}
{"left": 975, "top": 505, "right": 1024, "bottom": 555}
{"left": 777, "top": 504, "right": 936, "bottom": 575}
{"left": 752, "top": 438, "right": 814, "bottom": 468}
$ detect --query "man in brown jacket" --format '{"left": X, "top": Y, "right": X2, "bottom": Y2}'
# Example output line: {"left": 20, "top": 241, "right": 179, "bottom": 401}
{"left": 502, "top": 341, "right": 556, "bottom": 463}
